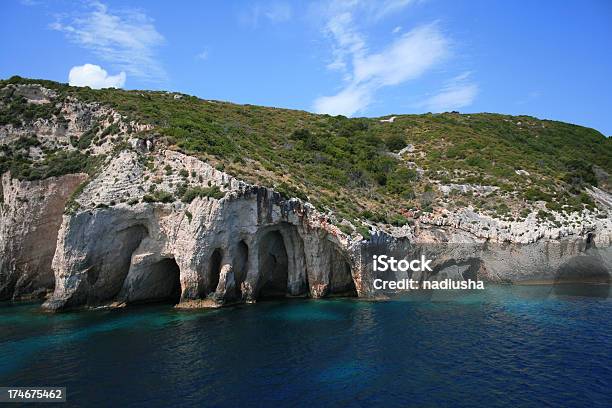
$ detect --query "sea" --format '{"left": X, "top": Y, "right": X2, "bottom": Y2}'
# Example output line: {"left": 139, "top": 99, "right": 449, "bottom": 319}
{"left": 1, "top": 284, "right": 610, "bottom": 407}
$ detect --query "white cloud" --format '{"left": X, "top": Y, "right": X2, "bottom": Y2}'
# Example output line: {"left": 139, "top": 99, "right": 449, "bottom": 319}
{"left": 420, "top": 72, "right": 478, "bottom": 112}
{"left": 68, "top": 64, "right": 126, "bottom": 89}
{"left": 314, "top": 20, "right": 449, "bottom": 116}
{"left": 353, "top": 25, "right": 448, "bottom": 86}
{"left": 51, "top": 1, "right": 165, "bottom": 82}
{"left": 313, "top": 84, "right": 373, "bottom": 116}
{"left": 196, "top": 50, "right": 208, "bottom": 60}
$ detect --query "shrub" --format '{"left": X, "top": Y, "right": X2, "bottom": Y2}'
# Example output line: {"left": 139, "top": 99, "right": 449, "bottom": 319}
{"left": 386, "top": 167, "right": 417, "bottom": 197}
{"left": 143, "top": 190, "right": 174, "bottom": 203}
{"left": 385, "top": 133, "right": 405, "bottom": 151}
{"left": 356, "top": 225, "right": 371, "bottom": 240}
{"left": 275, "top": 181, "right": 308, "bottom": 201}
{"left": 524, "top": 187, "right": 551, "bottom": 202}
{"left": 100, "top": 123, "right": 120, "bottom": 137}
{"left": 77, "top": 125, "right": 99, "bottom": 149}
{"left": 389, "top": 214, "right": 409, "bottom": 227}
{"left": 337, "top": 223, "right": 353, "bottom": 235}
{"left": 181, "top": 185, "right": 224, "bottom": 203}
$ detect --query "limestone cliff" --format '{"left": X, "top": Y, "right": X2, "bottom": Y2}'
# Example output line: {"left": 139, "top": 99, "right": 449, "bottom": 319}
{"left": 43, "top": 148, "right": 361, "bottom": 309}
{"left": 42, "top": 146, "right": 611, "bottom": 310}
{"left": 0, "top": 80, "right": 610, "bottom": 309}
{"left": 0, "top": 172, "right": 87, "bottom": 299}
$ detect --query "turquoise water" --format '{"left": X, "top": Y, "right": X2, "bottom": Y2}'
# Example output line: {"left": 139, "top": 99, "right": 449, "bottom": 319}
{"left": 1, "top": 285, "right": 611, "bottom": 407}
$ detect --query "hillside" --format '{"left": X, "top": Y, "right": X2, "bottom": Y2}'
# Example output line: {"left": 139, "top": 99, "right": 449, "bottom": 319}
{"left": 1, "top": 76, "right": 610, "bottom": 232}
{"left": 1, "top": 76, "right": 611, "bottom": 307}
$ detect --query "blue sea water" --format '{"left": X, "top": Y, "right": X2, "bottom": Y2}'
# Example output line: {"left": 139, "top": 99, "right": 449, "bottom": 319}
{"left": 1, "top": 285, "right": 611, "bottom": 407}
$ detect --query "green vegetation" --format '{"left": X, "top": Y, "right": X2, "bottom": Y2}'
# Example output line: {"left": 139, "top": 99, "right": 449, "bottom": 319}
{"left": 73, "top": 125, "right": 99, "bottom": 149}
{"left": 0, "top": 89, "right": 60, "bottom": 126}
{"left": 64, "top": 179, "right": 90, "bottom": 214}
{"left": 0, "top": 133, "right": 102, "bottom": 181}
{"left": 1, "top": 76, "right": 610, "bottom": 223}
{"left": 181, "top": 185, "right": 225, "bottom": 203}
{"left": 143, "top": 189, "right": 174, "bottom": 203}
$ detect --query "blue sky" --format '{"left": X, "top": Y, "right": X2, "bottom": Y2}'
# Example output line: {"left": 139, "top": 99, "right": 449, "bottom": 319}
{"left": 1, "top": 0, "right": 611, "bottom": 135}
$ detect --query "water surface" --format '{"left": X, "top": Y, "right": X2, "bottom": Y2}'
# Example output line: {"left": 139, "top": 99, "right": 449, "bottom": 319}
{"left": 1, "top": 285, "right": 611, "bottom": 407}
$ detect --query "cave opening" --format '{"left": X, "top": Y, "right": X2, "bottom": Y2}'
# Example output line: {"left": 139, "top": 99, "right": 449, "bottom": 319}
{"left": 124, "top": 257, "right": 182, "bottom": 305}
{"left": 553, "top": 253, "right": 610, "bottom": 298}
{"left": 209, "top": 249, "right": 223, "bottom": 295}
{"left": 329, "top": 251, "right": 357, "bottom": 297}
{"left": 89, "top": 224, "right": 148, "bottom": 305}
{"left": 258, "top": 230, "right": 289, "bottom": 299}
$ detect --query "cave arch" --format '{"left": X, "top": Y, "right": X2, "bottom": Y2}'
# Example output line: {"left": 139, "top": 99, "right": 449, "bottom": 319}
{"left": 209, "top": 248, "right": 223, "bottom": 295}
{"left": 257, "top": 230, "right": 289, "bottom": 299}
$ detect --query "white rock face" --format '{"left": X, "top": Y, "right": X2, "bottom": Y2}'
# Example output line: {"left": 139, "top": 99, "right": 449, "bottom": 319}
{"left": 43, "top": 150, "right": 361, "bottom": 310}
{"left": 0, "top": 172, "right": 87, "bottom": 299}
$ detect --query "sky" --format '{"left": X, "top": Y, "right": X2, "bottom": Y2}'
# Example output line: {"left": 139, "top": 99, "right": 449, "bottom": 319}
{"left": 1, "top": 0, "right": 611, "bottom": 135}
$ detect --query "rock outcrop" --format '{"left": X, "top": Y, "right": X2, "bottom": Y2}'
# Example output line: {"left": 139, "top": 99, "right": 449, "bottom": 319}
{"left": 0, "top": 172, "right": 87, "bottom": 300}
{"left": 42, "top": 149, "right": 361, "bottom": 310}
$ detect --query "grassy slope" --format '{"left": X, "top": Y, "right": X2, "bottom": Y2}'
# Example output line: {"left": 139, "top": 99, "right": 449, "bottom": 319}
{"left": 1, "top": 76, "right": 611, "bottom": 227}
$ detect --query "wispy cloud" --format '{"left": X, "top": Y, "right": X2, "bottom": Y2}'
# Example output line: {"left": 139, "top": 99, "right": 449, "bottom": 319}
{"left": 353, "top": 24, "right": 448, "bottom": 86}
{"left": 371, "top": 0, "right": 419, "bottom": 21}
{"left": 240, "top": 2, "right": 292, "bottom": 27}
{"left": 312, "top": 84, "right": 373, "bottom": 118}
{"left": 324, "top": 11, "right": 367, "bottom": 77}
{"left": 313, "top": 0, "right": 477, "bottom": 117}
{"left": 320, "top": 0, "right": 420, "bottom": 22}
{"left": 313, "top": 1, "right": 449, "bottom": 117}
{"left": 420, "top": 72, "right": 478, "bottom": 112}
{"left": 50, "top": 1, "right": 166, "bottom": 83}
